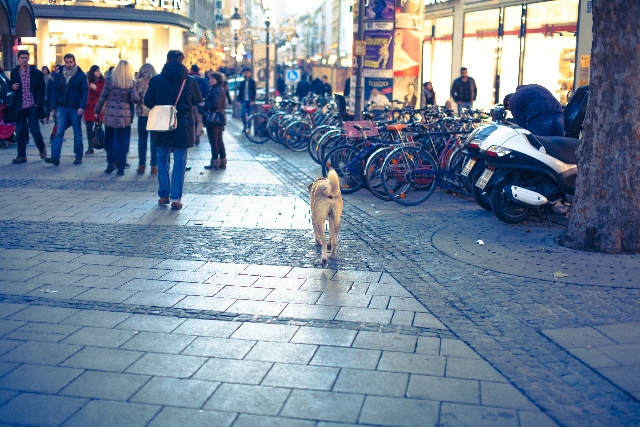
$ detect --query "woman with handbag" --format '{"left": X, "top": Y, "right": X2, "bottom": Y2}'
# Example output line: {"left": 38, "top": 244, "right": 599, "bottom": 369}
{"left": 201, "top": 72, "right": 227, "bottom": 170}
{"left": 83, "top": 65, "right": 105, "bottom": 155}
{"left": 135, "top": 63, "right": 157, "bottom": 174}
{"left": 94, "top": 60, "right": 140, "bottom": 175}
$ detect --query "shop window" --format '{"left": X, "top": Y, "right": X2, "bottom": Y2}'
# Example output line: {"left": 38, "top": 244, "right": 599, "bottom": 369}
{"left": 422, "top": 16, "right": 453, "bottom": 106}
{"left": 499, "top": 6, "right": 522, "bottom": 102}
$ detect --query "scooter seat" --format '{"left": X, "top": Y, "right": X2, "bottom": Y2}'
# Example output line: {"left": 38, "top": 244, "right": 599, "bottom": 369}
{"left": 528, "top": 134, "right": 580, "bottom": 165}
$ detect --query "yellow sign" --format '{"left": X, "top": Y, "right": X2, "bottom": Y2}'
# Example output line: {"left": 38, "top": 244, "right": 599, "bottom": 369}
{"left": 580, "top": 55, "right": 590, "bottom": 68}
{"left": 355, "top": 41, "right": 367, "bottom": 56}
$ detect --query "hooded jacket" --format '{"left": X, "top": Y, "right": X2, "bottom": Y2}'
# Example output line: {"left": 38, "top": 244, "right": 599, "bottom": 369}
{"left": 144, "top": 61, "right": 203, "bottom": 149}
{"left": 508, "top": 84, "right": 563, "bottom": 129}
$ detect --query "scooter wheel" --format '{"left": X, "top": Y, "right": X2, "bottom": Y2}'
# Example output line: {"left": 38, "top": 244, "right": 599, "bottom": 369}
{"left": 471, "top": 167, "right": 492, "bottom": 211}
{"left": 490, "top": 178, "right": 532, "bottom": 224}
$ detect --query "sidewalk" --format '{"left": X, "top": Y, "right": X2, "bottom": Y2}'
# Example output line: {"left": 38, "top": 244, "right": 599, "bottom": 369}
{"left": 0, "top": 118, "right": 637, "bottom": 426}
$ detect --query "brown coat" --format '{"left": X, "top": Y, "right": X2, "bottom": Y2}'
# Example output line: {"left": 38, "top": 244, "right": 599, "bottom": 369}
{"left": 95, "top": 76, "right": 140, "bottom": 129}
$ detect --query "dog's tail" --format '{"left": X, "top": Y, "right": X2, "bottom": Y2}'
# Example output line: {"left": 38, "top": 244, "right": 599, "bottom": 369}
{"left": 327, "top": 169, "right": 341, "bottom": 197}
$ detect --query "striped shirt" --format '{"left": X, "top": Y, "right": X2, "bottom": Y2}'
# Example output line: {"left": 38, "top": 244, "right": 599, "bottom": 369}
{"left": 19, "top": 67, "right": 34, "bottom": 110}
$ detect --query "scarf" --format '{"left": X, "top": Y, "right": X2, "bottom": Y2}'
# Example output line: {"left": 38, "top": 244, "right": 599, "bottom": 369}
{"left": 423, "top": 89, "right": 434, "bottom": 100}
{"left": 63, "top": 65, "right": 78, "bottom": 83}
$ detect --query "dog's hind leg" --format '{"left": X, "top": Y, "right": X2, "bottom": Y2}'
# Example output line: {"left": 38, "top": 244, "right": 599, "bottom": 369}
{"left": 328, "top": 215, "right": 339, "bottom": 259}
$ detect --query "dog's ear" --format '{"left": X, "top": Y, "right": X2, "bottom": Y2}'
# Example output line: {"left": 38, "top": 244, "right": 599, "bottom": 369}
{"left": 307, "top": 183, "right": 313, "bottom": 191}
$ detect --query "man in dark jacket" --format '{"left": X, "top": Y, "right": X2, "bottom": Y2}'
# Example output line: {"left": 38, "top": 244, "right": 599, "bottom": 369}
{"left": 236, "top": 69, "right": 256, "bottom": 129}
{"left": 503, "top": 84, "right": 564, "bottom": 136}
{"left": 276, "top": 73, "right": 286, "bottom": 96}
{"left": 296, "top": 74, "right": 311, "bottom": 100}
{"left": 450, "top": 67, "right": 477, "bottom": 116}
{"left": 144, "top": 50, "right": 203, "bottom": 210}
{"left": 321, "top": 76, "right": 332, "bottom": 97}
{"left": 8, "top": 50, "right": 47, "bottom": 164}
{"left": 46, "top": 53, "right": 88, "bottom": 165}
{"left": 311, "top": 77, "right": 323, "bottom": 95}
{"left": 189, "top": 64, "right": 208, "bottom": 145}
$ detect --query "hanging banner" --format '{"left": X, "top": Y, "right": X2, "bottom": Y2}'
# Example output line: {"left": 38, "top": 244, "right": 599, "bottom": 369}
{"left": 395, "top": 0, "right": 423, "bottom": 30}
{"left": 393, "top": 29, "right": 421, "bottom": 77}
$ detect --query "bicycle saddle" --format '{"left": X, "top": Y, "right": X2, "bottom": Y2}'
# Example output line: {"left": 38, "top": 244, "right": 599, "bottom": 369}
{"left": 302, "top": 106, "right": 318, "bottom": 114}
{"left": 386, "top": 124, "right": 406, "bottom": 131}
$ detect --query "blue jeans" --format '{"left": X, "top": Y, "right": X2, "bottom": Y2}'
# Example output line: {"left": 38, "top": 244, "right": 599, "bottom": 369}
{"left": 15, "top": 106, "right": 45, "bottom": 158}
{"left": 240, "top": 101, "right": 252, "bottom": 126}
{"left": 138, "top": 116, "right": 156, "bottom": 166}
{"left": 51, "top": 107, "right": 83, "bottom": 160}
{"left": 528, "top": 113, "right": 564, "bottom": 137}
{"left": 157, "top": 147, "right": 188, "bottom": 201}
{"left": 457, "top": 101, "right": 473, "bottom": 116}
{"left": 105, "top": 126, "right": 130, "bottom": 172}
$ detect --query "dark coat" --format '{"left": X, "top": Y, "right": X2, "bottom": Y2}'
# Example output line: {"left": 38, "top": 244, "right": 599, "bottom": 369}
{"left": 236, "top": 77, "right": 256, "bottom": 102}
{"left": 144, "top": 61, "right": 203, "bottom": 149}
{"left": 203, "top": 84, "right": 226, "bottom": 113}
{"left": 276, "top": 77, "right": 286, "bottom": 95}
{"left": 94, "top": 76, "right": 140, "bottom": 129}
{"left": 296, "top": 80, "right": 311, "bottom": 99}
{"left": 322, "top": 82, "right": 332, "bottom": 97}
{"left": 311, "top": 78, "right": 323, "bottom": 95}
{"left": 509, "top": 84, "right": 563, "bottom": 129}
{"left": 190, "top": 72, "right": 209, "bottom": 98}
{"left": 50, "top": 67, "right": 88, "bottom": 111}
{"left": 343, "top": 77, "right": 350, "bottom": 98}
{"left": 450, "top": 76, "right": 477, "bottom": 103}
{"left": 8, "top": 66, "right": 46, "bottom": 120}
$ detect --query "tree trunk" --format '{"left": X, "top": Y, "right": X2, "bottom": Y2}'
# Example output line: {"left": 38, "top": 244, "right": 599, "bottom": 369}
{"left": 563, "top": 0, "right": 640, "bottom": 254}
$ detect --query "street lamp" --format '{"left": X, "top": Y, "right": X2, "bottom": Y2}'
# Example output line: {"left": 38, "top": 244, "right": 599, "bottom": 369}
{"left": 231, "top": 7, "right": 241, "bottom": 74}
{"left": 265, "top": 8, "right": 271, "bottom": 103}
{"left": 291, "top": 31, "right": 298, "bottom": 67}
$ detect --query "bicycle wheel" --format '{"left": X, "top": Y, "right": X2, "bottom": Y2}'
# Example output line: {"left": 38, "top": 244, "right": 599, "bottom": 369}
{"left": 364, "top": 146, "right": 394, "bottom": 201}
{"left": 319, "top": 134, "right": 347, "bottom": 163}
{"left": 322, "top": 145, "right": 364, "bottom": 194}
{"left": 243, "top": 113, "right": 270, "bottom": 144}
{"left": 308, "top": 126, "right": 334, "bottom": 164}
{"left": 283, "top": 121, "right": 312, "bottom": 152}
{"left": 381, "top": 146, "right": 438, "bottom": 206}
{"left": 267, "top": 113, "right": 284, "bottom": 142}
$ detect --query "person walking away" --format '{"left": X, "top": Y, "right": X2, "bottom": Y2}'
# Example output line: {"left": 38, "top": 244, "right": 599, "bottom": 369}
{"left": 503, "top": 84, "right": 564, "bottom": 137}
{"left": 321, "top": 76, "right": 332, "bottom": 97}
{"left": 450, "top": 67, "right": 477, "bottom": 116}
{"left": 277, "top": 73, "right": 286, "bottom": 96}
{"left": 94, "top": 59, "right": 140, "bottom": 176}
{"left": 189, "top": 64, "right": 208, "bottom": 145}
{"left": 296, "top": 74, "right": 311, "bottom": 100}
{"left": 8, "top": 50, "right": 47, "bottom": 164}
{"left": 41, "top": 66, "right": 53, "bottom": 123}
{"left": 144, "top": 50, "right": 203, "bottom": 210}
{"left": 135, "top": 63, "right": 157, "bottom": 174}
{"left": 83, "top": 65, "right": 105, "bottom": 155}
{"left": 202, "top": 72, "right": 227, "bottom": 170}
{"left": 221, "top": 74, "right": 232, "bottom": 104}
{"left": 46, "top": 53, "right": 88, "bottom": 165}
{"left": 421, "top": 81, "right": 436, "bottom": 107}
{"left": 236, "top": 69, "right": 256, "bottom": 130}
{"left": 343, "top": 76, "right": 350, "bottom": 98}
{"left": 404, "top": 84, "right": 417, "bottom": 108}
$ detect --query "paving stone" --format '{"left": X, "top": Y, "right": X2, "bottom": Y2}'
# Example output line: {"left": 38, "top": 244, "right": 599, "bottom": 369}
{"left": 155, "top": 259, "right": 207, "bottom": 271}
{"left": 245, "top": 341, "right": 317, "bottom": 364}
{"left": 262, "top": 363, "right": 339, "bottom": 390}
{"left": 280, "top": 389, "right": 364, "bottom": 423}
{"left": 174, "top": 296, "right": 236, "bottom": 311}
{"left": 287, "top": 267, "right": 337, "bottom": 280}
{"left": 120, "top": 331, "right": 196, "bottom": 354}
{"left": 518, "top": 410, "right": 559, "bottom": 427}
{"left": 192, "top": 358, "right": 272, "bottom": 384}
{"left": 0, "top": 303, "right": 28, "bottom": 318}
{"left": 207, "top": 274, "right": 261, "bottom": 286}
{"left": 566, "top": 347, "right": 620, "bottom": 368}
{"left": 231, "top": 322, "right": 299, "bottom": 342}
{"left": 264, "top": 289, "right": 321, "bottom": 304}
{"left": 595, "top": 343, "right": 640, "bottom": 366}
{"left": 173, "top": 318, "right": 241, "bottom": 337}
{"left": 369, "top": 295, "right": 391, "bottom": 309}
{"left": 0, "top": 320, "right": 26, "bottom": 338}
{"left": 166, "top": 282, "right": 224, "bottom": 296}
{"left": 73, "top": 275, "right": 131, "bottom": 289}
{"left": 198, "top": 262, "right": 249, "bottom": 274}
{"left": 215, "top": 285, "right": 272, "bottom": 300}
{"left": 29, "top": 261, "right": 84, "bottom": 274}
{"left": 160, "top": 270, "right": 215, "bottom": 283}
{"left": 0, "top": 393, "right": 88, "bottom": 427}
{"left": 279, "top": 303, "right": 340, "bottom": 320}
{"left": 597, "top": 365, "right": 640, "bottom": 393}
{"left": 387, "top": 297, "right": 428, "bottom": 312}
{"left": 72, "top": 254, "right": 123, "bottom": 265}
{"left": 227, "top": 299, "right": 287, "bottom": 316}
{"left": 310, "top": 346, "right": 381, "bottom": 370}
{"left": 412, "top": 312, "right": 447, "bottom": 329}
{"left": 60, "top": 310, "right": 132, "bottom": 328}
{"left": 130, "top": 376, "right": 219, "bottom": 408}
{"left": 125, "top": 353, "right": 207, "bottom": 378}
{"left": 334, "top": 368, "right": 408, "bottom": 397}
{"left": 147, "top": 407, "right": 237, "bottom": 427}
{"left": 25, "top": 272, "right": 86, "bottom": 287}
{"left": 0, "top": 280, "right": 45, "bottom": 295}
{"left": 353, "top": 331, "right": 417, "bottom": 352}
{"left": 7, "top": 305, "right": 78, "bottom": 323}
{"left": 60, "top": 371, "right": 151, "bottom": 401}
{"left": 61, "top": 326, "right": 136, "bottom": 348}
{"left": 61, "top": 400, "right": 160, "bottom": 427}
{"left": 243, "top": 264, "right": 292, "bottom": 277}
{"left": 290, "top": 326, "right": 357, "bottom": 347}
{"left": 116, "top": 314, "right": 185, "bottom": 333}
{"left": 439, "top": 339, "right": 480, "bottom": 359}
{"left": 365, "top": 283, "right": 412, "bottom": 297}
{"left": 316, "top": 292, "right": 372, "bottom": 308}
{"left": 378, "top": 352, "right": 446, "bottom": 376}
{"left": 439, "top": 402, "right": 519, "bottom": 427}
{"left": 28, "top": 284, "right": 90, "bottom": 300}
{"left": 60, "top": 347, "right": 144, "bottom": 372}
{"left": 359, "top": 395, "right": 439, "bottom": 427}
{"left": 480, "top": 381, "right": 538, "bottom": 410}
{"left": 119, "top": 278, "right": 176, "bottom": 292}
{"left": 32, "top": 251, "right": 83, "bottom": 262}
{"left": 0, "top": 389, "right": 17, "bottom": 406}
{"left": 542, "top": 326, "right": 617, "bottom": 349}
{"left": 0, "top": 363, "right": 83, "bottom": 393}
{"left": 445, "top": 357, "right": 509, "bottom": 383}
{"left": 333, "top": 271, "right": 382, "bottom": 283}
{"left": 111, "top": 257, "right": 163, "bottom": 268}
{"left": 1, "top": 341, "right": 81, "bottom": 365}
{"left": 204, "top": 383, "right": 291, "bottom": 415}
{"left": 416, "top": 337, "right": 441, "bottom": 356}
{"left": 233, "top": 414, "right": 316, "bottom": 427}
{"left": 335, "top": 307, "right": 393, "bottom": 324}
{"left": 407, "top": 375, "right": 479, "bottom": 404}
{"left": 300, "top": 279, "right": 353, "bottom": 293}
{"left": 182, "top": 336, "right": 256, "bottom": 358}
{"left": 594, "top": 323, "right": 640, "bottom": 344}
{"left": 4, "top": 322, "right": 80, "bottom": 343}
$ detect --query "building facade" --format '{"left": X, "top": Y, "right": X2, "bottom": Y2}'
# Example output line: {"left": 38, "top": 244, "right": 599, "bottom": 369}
{"left": 422, "top": 0, "right": 592, "bottom": 109}
{"left": 1, "top": 0, "right": 36, "bottom": 70}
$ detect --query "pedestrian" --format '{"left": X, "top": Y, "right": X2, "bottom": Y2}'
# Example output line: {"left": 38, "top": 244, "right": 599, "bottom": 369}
{"left": 144, "top": 50, "right": 203, "bottom": 210}
{"left": 296, "top": 74, "right": 311, "bottom": 100}
{"left": 189, "top": 64, "right": 208, "bottom": 145}
{"left": 404, "top": 83, "right": 417, "bottom": 108}
{"left": 450, "top": 67, "right": 477, "bottom": 116}
{"left": 8, "top": 50, "right": 47, "bottom": 164}
{"left": 343, "top": 76, "right": 350, "bottom": 98}
{"left": 83, "top": 65, "right": 105, "bottom": 155}
{"left": 277, "top": 73, "right": 286, "bottom": 96}
{"left": 46, "top": 53, "right": 88, "bottom": 165}
{"left": 421, "top": 81, "right": 436, "bottom": 107}
{"left": 321, "top": 76, "right": 332, "bottom": 97}
{"left": 41, "top": 66, "right": 53, "bottom": 123}
{"left": 94, "top": 59, "right": 140, "bottom": 176}
{"left": 311, "top": 76, "right": 323, "bottom": 95}
{"left": 236, "top": 68, "right": 256, "bottom": 129}
{"left": 202, "top": 72, "right": 227, "bottom": 170}
{"left": 503, "top": 84, "right": 564, "bottom": 137}
{"left": 220, "top": 74, "right": 232, "bottom": 104}
{"left": 135, "top": 63, "right": 157, "bottom": 174}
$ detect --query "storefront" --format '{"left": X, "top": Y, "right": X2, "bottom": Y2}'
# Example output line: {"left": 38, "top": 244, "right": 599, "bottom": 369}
{"left": 1, "top": 0, "right": 37, "bottom": 70}
{"left": 423, "top": 0, "right": 592, "bottom": 109}
{"left": 28, "top": 0, "right": 215, "bottom": 72}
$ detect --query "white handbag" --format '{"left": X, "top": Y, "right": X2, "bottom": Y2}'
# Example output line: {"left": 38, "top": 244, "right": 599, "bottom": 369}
{"left": 146, "top": 79, "right": 187, "bottom": 132}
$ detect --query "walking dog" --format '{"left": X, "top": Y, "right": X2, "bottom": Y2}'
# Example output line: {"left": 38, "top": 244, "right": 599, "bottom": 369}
{"left": 309, "top": 169, "right": 343, "bottom": 267}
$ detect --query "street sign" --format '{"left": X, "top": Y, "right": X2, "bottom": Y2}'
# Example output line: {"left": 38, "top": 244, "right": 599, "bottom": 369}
{"left": 285, "top": 69, "right": 300, "bottom": 84}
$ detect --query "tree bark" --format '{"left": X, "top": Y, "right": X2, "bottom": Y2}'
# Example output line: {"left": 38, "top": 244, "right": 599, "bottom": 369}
{"left": 563, "top": 0, "right": 640, "bottom": 254}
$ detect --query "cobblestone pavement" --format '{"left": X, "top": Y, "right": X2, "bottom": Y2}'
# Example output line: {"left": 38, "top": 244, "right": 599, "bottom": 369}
{"left": 0, "top": 118, "right": 637, "bottom": 426}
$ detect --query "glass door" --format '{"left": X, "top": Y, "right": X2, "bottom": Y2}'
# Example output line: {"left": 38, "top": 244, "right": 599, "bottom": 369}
{"left": 422, "top": 16, "right": 453, "bottom": 106}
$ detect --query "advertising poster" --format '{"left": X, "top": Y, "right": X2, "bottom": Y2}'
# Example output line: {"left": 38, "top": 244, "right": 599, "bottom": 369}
{"left": 392, "top": 29, "right": 422, "bottom": 77}
{"left": 252, "top": 43, "right": 276, "bottom": 90}
{"left": 364, "top": 31, "right": 394, "bottom": 73}
{"left": 365, "top": 0, "right": 395, "bottom": 21}
{"left": 395, "top": 0, "right": 423, "bottom": 30}
{"left": 365, "top": 77, "right": 393, "bottom": 106}
{"left": 393, "top": 76, "right": 419, "bottom": 108}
